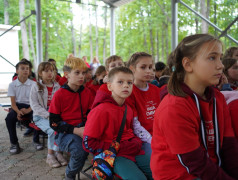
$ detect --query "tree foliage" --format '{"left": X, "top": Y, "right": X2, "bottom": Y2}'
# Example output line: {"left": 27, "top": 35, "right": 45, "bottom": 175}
{"left": 0, "top": 0, "right": 237, "bottom": 69}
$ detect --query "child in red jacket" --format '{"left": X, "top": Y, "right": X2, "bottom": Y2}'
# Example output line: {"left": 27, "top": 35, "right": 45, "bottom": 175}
{"left": 49, "top": 57, "right": 94, "bottom": 180}
{"left": 87, "top": 65, "right": 106, "bottom": 97}
{"left": 126, "top": 52, "right": 161, "bottom": 156}
{"left": 83, "top": 67, "right": 152, "bottom": 180}
{"left": 151, "top": 34, "right": 238, "bottom": 180}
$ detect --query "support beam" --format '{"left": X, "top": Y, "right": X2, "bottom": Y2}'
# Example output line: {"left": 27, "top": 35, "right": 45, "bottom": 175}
{"left": 179, "top": 0, "right": 238, "bottom": 45}
{"left": 171, "top": 0, "right": 178, "bottom": 50}
{"left": 110, "top": 7, "right": 116, "bottom": 55}
{"left": 35, "top": 0, "right": 42, "bottom": 67}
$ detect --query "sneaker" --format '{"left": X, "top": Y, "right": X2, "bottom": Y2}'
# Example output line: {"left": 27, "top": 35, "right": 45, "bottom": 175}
{"left": 64, "top": 173, "right": 75, "bottom": 180}
{"left": 56, "top": 152, "right": 68, "bottom": 166}
{"left": 9, "top": 143, "right": 21, "bottom": 155}
{"left": 46, "top": 155, "right": 61, "bottom": 168}
{"left": 24, "top": 128, "right": 34, "bottom": 137}
{"left": 33, "top": 142, "right": 43, "bottom": 151}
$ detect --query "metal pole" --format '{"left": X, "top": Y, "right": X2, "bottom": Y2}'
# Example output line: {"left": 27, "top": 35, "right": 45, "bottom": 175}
{"left": 0, "top": 54, "right": 15, "bottom": 67}
{"left": 171, "top": 0, "right": 178, "bottom": 50}
{"left": 219, "top": 16, "right": 238, "bottom": 38}
{"left": 179, "top": 0, "right": 238, "bottom": 45}
{"left": 0, "top": 11, "right": 35, "bottom": 38}
{"left": 110, "top": 7, "right": 116, "bottom": 55}
{"left": 35, "top": 0, "right": 43, "bottom": 66}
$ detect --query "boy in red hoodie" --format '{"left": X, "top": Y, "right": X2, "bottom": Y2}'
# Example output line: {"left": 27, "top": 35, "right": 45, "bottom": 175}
{"left": 49, "top": 57, "right": 94, "bottom": 180}
{"left": 83, "top": 67, "right": 152, "bottom": 180}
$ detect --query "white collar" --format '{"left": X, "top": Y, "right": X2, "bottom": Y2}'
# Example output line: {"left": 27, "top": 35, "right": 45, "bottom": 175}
{"left": 15, "top": 78, "right": 32, "bottom": 87}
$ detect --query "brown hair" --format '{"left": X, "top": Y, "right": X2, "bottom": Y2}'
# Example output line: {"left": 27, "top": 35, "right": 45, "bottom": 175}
{"left": 223, "top": 47, "right": 238, "bottom": 59}
{"left": 127, "top": 52, "right": 152, "bottom": 68}
{"left": 222, "top": 58, "right": 238, "bottom": 78}
{"left": 16, "top": 58, "right": 31, "bottom": 70}
{"left": 37, "top": 62, "right": 56, "bottom": 91}
{"left": 92, "top": 65, "right": 106, "bottom": 85}
{"left": 108, "top": 66, "right": 133, "bottom": 82}
{"left": 167, "top": 34, "right": 222, "bottom": 97}
{"left": 105, "top": 55, "right": 123, "bottom": 71}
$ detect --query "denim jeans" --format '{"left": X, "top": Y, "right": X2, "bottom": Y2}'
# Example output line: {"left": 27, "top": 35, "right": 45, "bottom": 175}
{"left": 55, "top": 133, "right": 88, "bottom": 178}
{"left": 33, "top": 115, "right": 59, "bottom": 151}
{"left": 5, "top": 103, "right": 39, "bottom": 144}
{"left": 142, "top": 142, "right": 152, "bottom": 156}
{"left": 114, "top": 154, "right": 153, "bottom": 180}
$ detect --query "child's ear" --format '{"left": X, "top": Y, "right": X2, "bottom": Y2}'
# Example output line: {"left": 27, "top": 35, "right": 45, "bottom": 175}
{"left": 64, "top": 71, "right": 69, "bottom": 78}
{"left": 129, "top": 65, "right": 135, "bottom": 73}
{"left": 107, "top": 82, "right": 112, "bottom": 92}
{"left": 182, "top": 57, "right": 193, "bottom": 73}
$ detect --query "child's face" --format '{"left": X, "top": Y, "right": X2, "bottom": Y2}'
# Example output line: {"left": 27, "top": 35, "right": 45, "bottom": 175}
{"left": 108, "top": 72, "right": 133, "bottom": 102}
{"left": 155, "top": 70, "right": 163, "bottom": 79}
{"left": 232, "top": 49, "right": 238, "bottom": 60}
{"left": 108, "top": 60, "right": 124, "bottom": 72}
{"left": 40, "top": 67, "right": 55, "bottom": 82}
{"left": 85, "top": 70, "right": 92, "bottom": 82}
{"left": 186, "top": 41, "right": 223, "bottom": 87}
{"left": 132, "top": 57, "right": 153, "bottom": 82}
{"left": 228, "top": 61, "right": 238, "bottom": 82}
{"left": 65, "top": 68, "right": 86, "bottom": 87}
{"left": 97, "top": 71, "right": 106, "bottom": 81}
{"left": 17, "top": 64, "right": 29, "bottom": 78}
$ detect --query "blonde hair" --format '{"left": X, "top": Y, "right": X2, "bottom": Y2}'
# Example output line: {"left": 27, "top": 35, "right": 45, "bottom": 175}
{"left": 63, "top": 57, "right": 88, "bottom": 72}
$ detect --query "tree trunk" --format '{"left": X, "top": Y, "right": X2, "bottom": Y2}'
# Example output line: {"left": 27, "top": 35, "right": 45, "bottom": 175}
{"left": 79, "top": 6, "right": 83, "bottom": 58}
{"left": 19, "top": 0, "right": 30, "bottom": 59}
{"left": 165, "top": 22, "right": 169, "bottom": 61}
{"left": 200, "top": 0, "right": 210, "bottom": 33}
{"left": 194, "top": 0, "right": 199, "bottom": 33}
{"left": 147, "top": 0, "right": 154, "bottom": 57}
{"left": 214, "top": 3, "right": 217, "bottom": 36}
{"left": 69, "top": 7, "right": 76, "bottom": 56}
{"left": 140, "top": 10, "right": 148, "bottom": 52}
{"left": 44, "top": 11, "right": 49, "bottom": 61}
{"left": 103, "top": 7, "right": 107, "bottom": 64}
{"left": 56, "top": 25, "right": 65, "bottom": 49}
{"left": 88, "top": 1, "right": 93, "bottom": 63}
{"left": 4, "top": 0, "right": 9, "bottom": 25}
{"left": 155, "top": 29, "right": 159, "bottom": 62}
{"left": 161, "top": 25, "right": 164, "bottom": 62}
{"left": 95, "top": 5, "right": 99, "bottom": 59}
{"left": 26, "top": 0, "right": 36, "bottom": 69}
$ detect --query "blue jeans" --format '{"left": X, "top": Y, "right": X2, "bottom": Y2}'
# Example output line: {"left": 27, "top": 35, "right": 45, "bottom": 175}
{"left": 142, "top": 142, "right": 152, "bottom": 156}
{"left": 114, "top": 155, "right": 153, "bottom": 180}
{"left": 33, "top": 115, "right": 59, "bottom": 151}
{"left": 55, "top": 133, "right": 88, "bottom": 178}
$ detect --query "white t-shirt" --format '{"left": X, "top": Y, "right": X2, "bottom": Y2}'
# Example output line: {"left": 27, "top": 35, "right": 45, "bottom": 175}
{"left": 7, "top": 78, "right": 36, "bottom": 105}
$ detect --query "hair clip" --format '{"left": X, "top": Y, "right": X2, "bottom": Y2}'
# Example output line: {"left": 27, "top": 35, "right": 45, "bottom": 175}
{"left": 172, "top": 66, "right": 176, "bottom": 72}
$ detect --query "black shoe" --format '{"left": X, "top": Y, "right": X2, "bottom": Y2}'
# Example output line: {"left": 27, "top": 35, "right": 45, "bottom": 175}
{"left": 9, "top": 143, "right": 21, "bottom": 155}
{"left": 24, "top": 128, "right": 34, "bottom": 137}
{"left": 64, "top": 173, "right": 75, "bottom": 180}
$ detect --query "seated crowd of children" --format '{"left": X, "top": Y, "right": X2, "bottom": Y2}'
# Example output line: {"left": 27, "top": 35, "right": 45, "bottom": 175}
{"left": 4, "top": 34, "right": 238, "bottom": 180}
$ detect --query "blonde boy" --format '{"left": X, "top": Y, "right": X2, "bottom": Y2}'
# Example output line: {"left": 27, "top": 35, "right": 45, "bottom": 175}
{"left": 49, "top": 57, "right": 94, "bottom": 180}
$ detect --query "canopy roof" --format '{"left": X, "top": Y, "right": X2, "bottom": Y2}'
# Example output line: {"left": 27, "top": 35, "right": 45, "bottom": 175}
{"left": 101, "top": 0, "right": 135, "bottom": 7}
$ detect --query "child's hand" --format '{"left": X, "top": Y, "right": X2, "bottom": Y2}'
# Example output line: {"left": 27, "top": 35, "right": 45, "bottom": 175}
{"left": 20, "top": 108, "right": 31, "bottom": 115}
{"left": 217, "top": 73, "right": 228, "bottom": 90}
{"left": 17, "top": 111, "right": 24, "bottom": 120}
{"left": 73, "top": 127, "right": 84, "bottom": 138}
